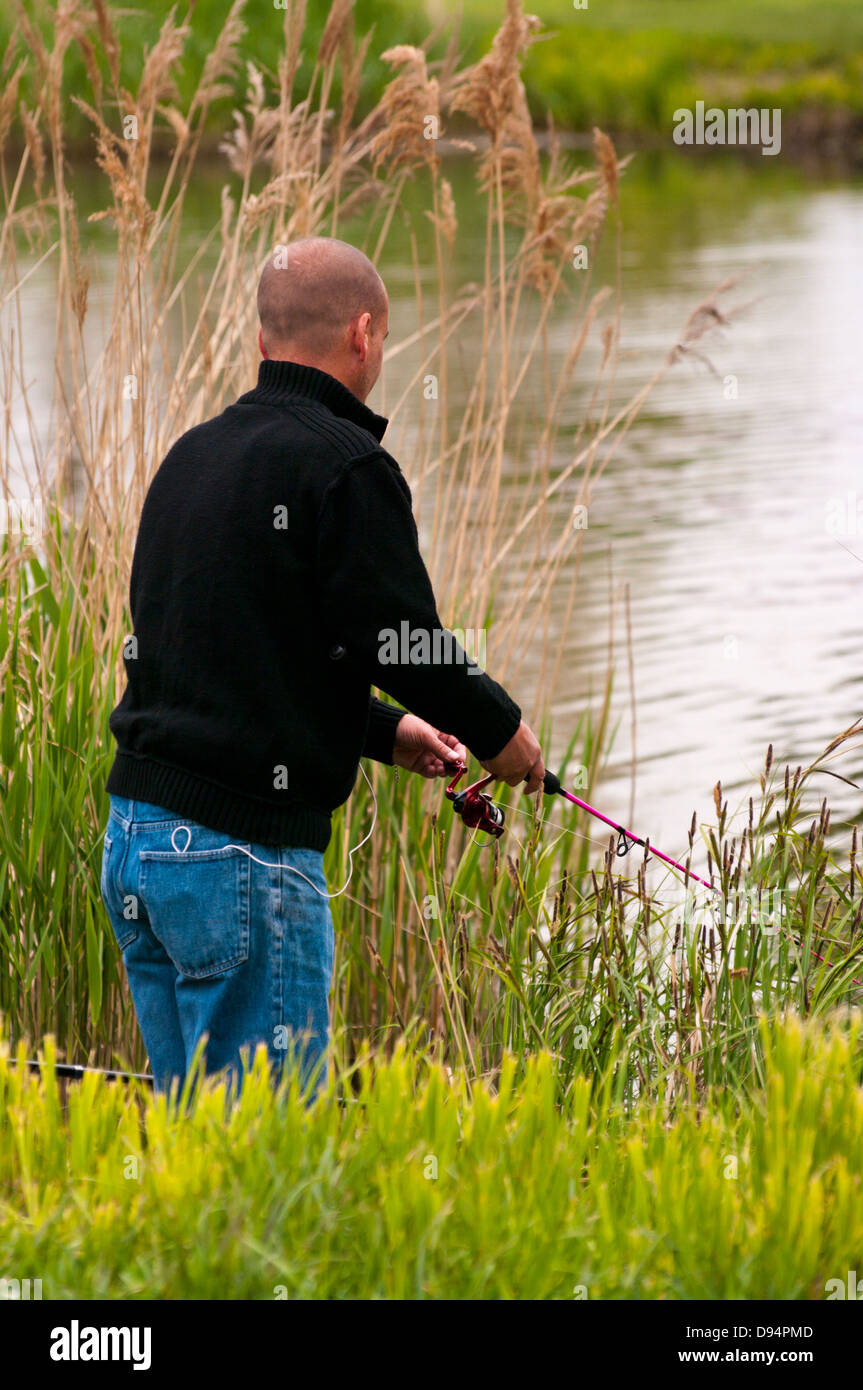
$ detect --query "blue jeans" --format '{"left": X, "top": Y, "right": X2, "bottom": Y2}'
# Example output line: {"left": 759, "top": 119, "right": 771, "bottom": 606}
{"left": 100, "top": 796, "right": 334, "bottom": 1097}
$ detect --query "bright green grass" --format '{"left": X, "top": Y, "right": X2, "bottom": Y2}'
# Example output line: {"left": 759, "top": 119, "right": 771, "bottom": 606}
{"left": 480, "top": 0, "right": 863, "bottom": 45}
{"left": 509, "top": 1, "right": 863, "bottom": 135}
{"left": 2, "top": 0, "right": 861, "bottom": 150}
{"left": 1, "top": 1013, "right": 861, "bottom": 1299}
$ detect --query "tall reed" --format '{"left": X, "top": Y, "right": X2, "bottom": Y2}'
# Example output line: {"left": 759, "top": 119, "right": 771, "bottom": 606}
{"left": 0, "top": 0, "right": 764, "bottom": 1080}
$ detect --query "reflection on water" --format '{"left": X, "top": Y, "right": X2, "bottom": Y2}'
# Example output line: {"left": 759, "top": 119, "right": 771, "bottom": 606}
{"left": 547, "top": 161, "right": 863, "bottom": 854}
{"left": 10, "top": 149, "right": 863, "bottom": 862}
{"left": 391, "top": 152, "right": 863, "bottom": 858}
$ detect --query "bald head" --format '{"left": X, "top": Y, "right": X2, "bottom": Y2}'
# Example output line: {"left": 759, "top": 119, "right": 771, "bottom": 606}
{"left": 257, "top": 237, "right": 387, "bottom": 360}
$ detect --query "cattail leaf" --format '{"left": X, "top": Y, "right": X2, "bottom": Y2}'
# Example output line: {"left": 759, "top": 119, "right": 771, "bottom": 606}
{"left": 1, "top": 670, "right": 16, "bottom": 767}
{"left": 86, "top": 900, "right": 103, "bottom": 1025}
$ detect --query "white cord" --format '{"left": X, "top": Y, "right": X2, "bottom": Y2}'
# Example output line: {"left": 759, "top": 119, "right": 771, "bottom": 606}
{"left": 168, "top": 763, "right": 377, "bottom": 899}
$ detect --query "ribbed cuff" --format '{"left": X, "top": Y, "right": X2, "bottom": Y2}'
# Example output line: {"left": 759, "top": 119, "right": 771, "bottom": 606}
{"left": 362, "top": 697, "right": 406, "bottom": 764}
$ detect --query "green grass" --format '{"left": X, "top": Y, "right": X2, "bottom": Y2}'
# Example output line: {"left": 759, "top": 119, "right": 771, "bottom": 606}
{"left": 516, "top": 0, "right": 863, "bottom": 45}
{"left": 513, "top": 1, "right": 863, "bottom": 138}
{"left": 2, "top": 0, "right": 862, "bottom": 151}
{"left": 2, "top": 1013, "right": 862, "bottom": 1298}
{"left": 0, "top": 524, "right": 137, "bottom": 1063}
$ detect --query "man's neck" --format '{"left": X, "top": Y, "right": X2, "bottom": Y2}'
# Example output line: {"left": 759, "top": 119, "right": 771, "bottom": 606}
{"left": 265, "top": 352, "right": 364, "bottom": 403}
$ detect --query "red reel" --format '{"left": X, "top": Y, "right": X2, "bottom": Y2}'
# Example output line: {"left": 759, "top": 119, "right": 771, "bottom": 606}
{"left": 444, "top": 763, "right": 506, "bottom": 838}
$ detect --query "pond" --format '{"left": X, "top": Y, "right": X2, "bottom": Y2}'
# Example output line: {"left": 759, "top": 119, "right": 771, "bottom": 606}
{"left": 10, "top": 144, "right": 863, "bottom": 860}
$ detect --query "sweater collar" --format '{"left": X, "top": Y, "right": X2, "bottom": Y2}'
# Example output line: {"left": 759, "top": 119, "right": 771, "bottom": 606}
{"left": 247, "top": 359, "right": 388, "bottom": 442}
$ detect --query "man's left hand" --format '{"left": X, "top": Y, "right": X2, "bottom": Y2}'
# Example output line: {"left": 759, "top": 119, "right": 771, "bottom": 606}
{"left": 392, "top": 714, "right": 466, "bottom": 779}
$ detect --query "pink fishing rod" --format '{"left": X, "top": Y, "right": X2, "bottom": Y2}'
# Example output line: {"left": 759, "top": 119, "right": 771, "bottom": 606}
{"left": 535, "top": 769, "right": 861, "bottom": 983}
{"left": 446, "top": 761, "right": 713, "bottom": 891}
{"left": 536, "top": 768, "right": 715, "bottom": 892}
{"left": 445, "top": 761, "right": 859, "bottom": 984}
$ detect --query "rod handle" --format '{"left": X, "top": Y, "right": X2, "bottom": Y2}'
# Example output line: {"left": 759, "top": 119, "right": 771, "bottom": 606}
{"left": 524, "top": 768, "right": 562, "bottom": 795}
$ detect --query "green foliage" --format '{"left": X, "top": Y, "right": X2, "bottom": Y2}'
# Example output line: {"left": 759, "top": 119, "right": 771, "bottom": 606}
{"left": 521, "top": 31, "right": 863, "bottom": 136}
{"left": 0, "top": 0, "right": 432, "bottom": 146}
{"left": 1, "top": 1014, "right": 862, "bottom": 1298}
{"left": 0, "top": 523, "right": 140, "bottom": 1068}
{"left": 2, "top": 0, "right": 861, "bottom": 150}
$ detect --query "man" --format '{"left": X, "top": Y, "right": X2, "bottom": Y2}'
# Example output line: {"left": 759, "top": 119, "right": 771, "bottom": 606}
{"left": 100, "top": 236, "right": 545, "bottom": 1096}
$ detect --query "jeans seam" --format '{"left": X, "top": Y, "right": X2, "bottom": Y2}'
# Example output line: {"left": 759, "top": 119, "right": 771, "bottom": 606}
{"left": 115, "top": 827, "right": 133, "bottom": 917}
{"left": 104, "top": 827, "right": 139, "bottom": 951}
{"left": 272, "top": 851, "right": 284, "bottom": 1062}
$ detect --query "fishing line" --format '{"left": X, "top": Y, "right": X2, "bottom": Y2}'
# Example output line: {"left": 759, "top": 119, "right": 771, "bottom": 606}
{"left": 502, "top": 795, "right": 706, "bottom": 901}
{"left": 168, "top": 762, "right": 377, "bottom": 899}
{"left": 502, "top": 793, "right": 636, "bottom": 853}
{"left": 500, "top": 778, "right": 862, "bottom": 982}
{"left": 493, "top": 797, "right": 706, "bottom": 916}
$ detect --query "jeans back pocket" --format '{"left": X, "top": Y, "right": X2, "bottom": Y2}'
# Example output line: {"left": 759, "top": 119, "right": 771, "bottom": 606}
{"left": 138, "top": 845, "right": 251, "bottom": 979}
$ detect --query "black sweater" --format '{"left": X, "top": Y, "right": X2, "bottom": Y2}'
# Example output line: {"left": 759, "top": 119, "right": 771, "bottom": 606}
{"left": 106, "top": 359, "right": 522, "bottom": 849}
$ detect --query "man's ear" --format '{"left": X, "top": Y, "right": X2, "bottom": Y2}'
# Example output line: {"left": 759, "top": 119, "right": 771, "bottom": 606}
{"left": 357, "top": 311, "right": 371, "bottom": 359}
{"left": 258, "top": 326, "right": 267, "bottom": 359}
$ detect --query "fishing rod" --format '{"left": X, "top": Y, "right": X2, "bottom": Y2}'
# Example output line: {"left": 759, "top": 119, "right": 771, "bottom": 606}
{"left": 444, "top": 760, "right": 862, "bottom": 984}
{"left": 8, "top": 1059, "right": 155, "bottom": 1086}
{"left": 5, "top": 1058, "right": 361, "bottom": 1103}
{"left": 444, "top": 761, "right": 714, "bottom": 892}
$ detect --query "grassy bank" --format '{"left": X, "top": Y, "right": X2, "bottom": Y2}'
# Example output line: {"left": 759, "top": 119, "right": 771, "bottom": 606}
{"left": 2, "top": 1013, "right": 863, "bottom": 1298}
{"left": 2, "top": 0, "right": 861, "bottom": 154}
{"left": 505, "top": 0, "right": 863, "bottom": 147}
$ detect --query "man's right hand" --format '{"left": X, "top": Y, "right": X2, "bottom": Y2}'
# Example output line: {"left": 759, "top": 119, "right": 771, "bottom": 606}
{"left": 480, "top": 720, "right": 545, "bottom": 794}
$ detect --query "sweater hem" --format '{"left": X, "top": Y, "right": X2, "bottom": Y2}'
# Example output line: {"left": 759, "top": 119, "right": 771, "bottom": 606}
{"left": 106, "top": 752, "right": 332, "bottom": 850}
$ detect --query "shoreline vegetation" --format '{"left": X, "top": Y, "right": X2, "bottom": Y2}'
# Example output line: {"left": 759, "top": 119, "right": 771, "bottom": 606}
{"left": 2, "top": 0, "right": 863, "bottom": 1299}
{"left": 1, "top": 0, "right": 862, "bottom": 160}
{"left": 2, "top": 1013, "right": 863, "bottom": 1299}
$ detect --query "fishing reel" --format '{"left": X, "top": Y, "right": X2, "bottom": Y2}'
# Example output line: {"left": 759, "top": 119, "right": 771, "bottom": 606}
{"left": 444, "top": 762, "right": 506, "bottom": 838}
